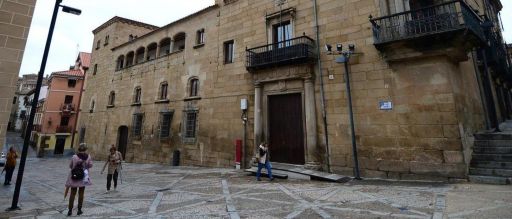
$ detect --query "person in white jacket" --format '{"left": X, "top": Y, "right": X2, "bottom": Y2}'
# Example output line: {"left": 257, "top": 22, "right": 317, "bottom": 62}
{"left": 256, "top": 142, "right": 274, "bottom": 181}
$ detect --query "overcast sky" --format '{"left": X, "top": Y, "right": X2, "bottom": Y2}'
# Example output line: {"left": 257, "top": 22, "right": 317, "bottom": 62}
{"left": 18, "top": 1, "right": 512, "bottom": 76}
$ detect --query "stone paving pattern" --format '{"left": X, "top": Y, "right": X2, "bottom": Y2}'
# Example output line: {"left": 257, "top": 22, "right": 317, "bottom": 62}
{"left": 0, "top": 158, "right": 511, "bottom": 219}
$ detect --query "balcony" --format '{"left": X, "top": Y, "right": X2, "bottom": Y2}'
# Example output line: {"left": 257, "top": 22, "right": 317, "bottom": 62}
{"left": 61, "top": 104, "right": 76, "bottom": 115}
{"left": 484, "top": 32, "right": 512, "bottom": 81}
{"left": 33, "top": 125, "right": 41, "bottom": 132}
{"left": 370, "top": 1, "right": 484, "bottom": 60}
{"left": 246, "top": 36, "right": 316, "bottom": 71}
{"left": 56, "top": 126, "right": 72, "bottom": 133}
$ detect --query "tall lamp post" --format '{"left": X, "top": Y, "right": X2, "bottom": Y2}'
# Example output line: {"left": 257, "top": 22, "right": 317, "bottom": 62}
{"left": 325, "top": 43, "right": 361, "bottom": 180}
{"left": 8, "top": 0, "right": 81, "bottom": 211}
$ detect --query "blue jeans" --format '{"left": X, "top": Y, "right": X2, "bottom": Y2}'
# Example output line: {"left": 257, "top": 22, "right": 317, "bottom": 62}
{"left": 256, "top": 161, "right": 272, "bottom": 179}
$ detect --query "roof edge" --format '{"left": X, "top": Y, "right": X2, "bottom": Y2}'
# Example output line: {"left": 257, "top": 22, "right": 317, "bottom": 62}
{"left": 92, "top": 16, "right": 159, "bottom": 34}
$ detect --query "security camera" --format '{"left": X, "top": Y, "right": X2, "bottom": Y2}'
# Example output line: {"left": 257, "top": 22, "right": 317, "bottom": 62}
{"left": 325, "top": 44, "right": 332, "bottom": 52}
{"left": 336, "top": 43, "right": 343, "bottom": 52}
{"left": 348, "top": 44, "right": 355, "bottom": 52}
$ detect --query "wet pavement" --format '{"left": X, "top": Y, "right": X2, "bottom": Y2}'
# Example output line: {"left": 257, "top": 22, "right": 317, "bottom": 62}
{"left": 0, "top": 157, "right": 510, "bottom": 219}
{"left": 1, "top": 132, "right": 511, "bottom": 218}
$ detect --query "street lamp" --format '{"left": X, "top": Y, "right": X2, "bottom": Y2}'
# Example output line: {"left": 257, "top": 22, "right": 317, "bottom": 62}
{"left": 8, "top": 0, "right": 81, "bottom": 211}
{"left": 325, "top": 43, "right": 361, "bottom": 180}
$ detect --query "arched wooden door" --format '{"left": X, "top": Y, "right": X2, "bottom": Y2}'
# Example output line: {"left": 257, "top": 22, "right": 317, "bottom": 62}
{"left": 117, "top": 126, "right": 128, "bottom": 159}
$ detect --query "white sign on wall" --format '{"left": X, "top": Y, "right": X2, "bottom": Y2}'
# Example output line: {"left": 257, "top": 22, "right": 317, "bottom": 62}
{"left": 379, "top": 101, "right": 393, "bottom": 111}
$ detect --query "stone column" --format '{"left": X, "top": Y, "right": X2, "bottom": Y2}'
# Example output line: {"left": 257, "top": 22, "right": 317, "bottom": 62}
{"left": 123, "top": 54, "right": 128, "bottom": 68}
{"left": 254, "top": 82, "right": 263, "bottom": 154}
{"left": 304, "top": 77, "right": 319, "bottom": 169}
{"left": 132, "top": 53, "right": 136, "bottom": 65}
{"left": 170, "top": 40, "right": 175, "bottom": 53}
{"left": 155, "top": 44, "right": 161, "bottom": 58}
{"left": 143, "top": 48, "right": 149, "bottom": 62}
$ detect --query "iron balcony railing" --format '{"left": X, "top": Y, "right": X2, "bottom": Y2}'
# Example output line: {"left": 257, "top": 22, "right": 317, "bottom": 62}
{"left": 246, "top": 36, "right": 316, "bottom": 70}
{"left": 370, "top": 0, "right": 484, "bottom": 45}
{"left": 485, "top": 31, "right": 512, "bottom": 78}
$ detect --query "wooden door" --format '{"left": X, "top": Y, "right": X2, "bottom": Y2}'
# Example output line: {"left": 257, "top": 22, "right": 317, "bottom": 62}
{"left": 117, "top": 126, "right": 128, "bottom": 159}
{"left": 54, "top": 138, "right": 65, "bottom": 155}
{"left": 268, "top": 93, "right": 305, "bottom": 164}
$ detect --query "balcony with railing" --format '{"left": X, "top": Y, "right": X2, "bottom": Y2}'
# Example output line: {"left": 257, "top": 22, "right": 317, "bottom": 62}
{"left": 370, "top": 1, "right": 484, "bottom": 51}
{"left": 246, "top": 36, "right": 316, "bottom": 71}
{"left": 484, "top": 31, "right": 512, "bottom": 81}
{"left": 56, "top": 126, "right": 72, "bottom": 133}
{"left": 61, "top": 104, "right": 76, "bottom": 115}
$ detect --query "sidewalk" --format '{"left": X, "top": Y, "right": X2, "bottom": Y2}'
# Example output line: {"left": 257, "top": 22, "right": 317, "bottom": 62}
{"left": 0, "top": 157, "right": 510, "bottom": 219}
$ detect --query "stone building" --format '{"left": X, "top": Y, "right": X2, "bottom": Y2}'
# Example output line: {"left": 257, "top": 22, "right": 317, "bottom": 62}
{"left": 78, "top": 0, "right": 511, "bottom": 180}
{"left": 0, "top": 0, "right": 36, "bottom": 150}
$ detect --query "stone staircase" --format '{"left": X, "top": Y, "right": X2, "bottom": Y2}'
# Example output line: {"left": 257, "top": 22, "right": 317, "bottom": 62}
{"left": 469, "top": 129, "right": 512, "bottom": 185}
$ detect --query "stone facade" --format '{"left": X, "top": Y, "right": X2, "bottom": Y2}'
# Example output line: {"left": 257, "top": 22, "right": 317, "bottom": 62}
{"left": 78, "top": 0, "right": 510, "bottom": 179}
{"left": 0, "top": 0, "right": 36, "bottom": 150}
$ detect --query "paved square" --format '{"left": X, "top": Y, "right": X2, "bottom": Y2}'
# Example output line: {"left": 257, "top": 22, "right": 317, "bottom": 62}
{"left": 0, "top": 157, "right": 511, "bottom": 218}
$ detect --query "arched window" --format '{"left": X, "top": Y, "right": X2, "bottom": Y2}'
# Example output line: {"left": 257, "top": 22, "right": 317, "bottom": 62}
{"left": 135, "top": 47, "right": 145, "bottom": 64}
{"left": 116, "top": 55, "right": 124, "bottom": 70}
{"left": 133, "top": 87, "right": 142, "bottom": 103}
{"left": 126, "top": 51, "right": 134, "bottom": 67}
{"left": 108, "top": 91, "right": 115, "bottom": 106}
{"left": 146, "top": 43, "right": 157, "bottom": 61}
{"left": 159, "top": 82, "right": 168, "bottom": 100}
{"left": 189, "top": 78, "right": 199, "bottom": 97}
{"left": 172, "top": 32, "right": 186, "bottom": 52}
{"left": 159, "top": 38, "right": 171, "bottom": 57}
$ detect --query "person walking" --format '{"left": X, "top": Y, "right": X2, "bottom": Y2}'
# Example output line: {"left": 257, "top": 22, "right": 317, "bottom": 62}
{"left": 256, "top": 142, "right": 274, "bottom": 181}
{"left": 65, "top": 144, "right": 93, "bottom": 216}
{"left": 3, "top": 147, "right": 18, "bottom": 185}
{"left": 101, "top": 145, "right": 123, "bottom": 192}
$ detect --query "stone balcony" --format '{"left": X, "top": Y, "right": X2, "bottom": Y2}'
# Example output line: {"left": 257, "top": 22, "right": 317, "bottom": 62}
{"left": 369, "top": 0, "right": 484, "bottom": 61}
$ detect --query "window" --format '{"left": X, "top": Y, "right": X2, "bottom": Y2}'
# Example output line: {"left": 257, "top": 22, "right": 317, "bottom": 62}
{"left": 173, "top": 32, "right": 186, "bottom": 52}
{"left": 108, "top": 91, "right": 115, "bottom": 106}
{"left": 12, "top": 97, "right": 16, "bottom": 104}
{"left": 133, "top": 87, "right": 142, "bottom": 103}
{"left": 60, "top": 116, "right": 70, "bottom": 126}
{"left": 79, "top": 127, "right": 86, "bottom": 143}
{"left": 135, "top": 47, "right": 145, "bottom": 64}
{"left": 20, "top": 110, "right": 26, "bottom": 119}
{"left": 132, "top": 113, "right": 144, "bottom": 138}
{"left": 159, "top": 82, "right": 168, "bottom": 100}
{"left": 93, "top": 64, "right": 98, "bottom": 75}
{"left": 224, "top": 40, "right": 234, "bottom": 64}
{"left": 196, "top": 29, "right": 205, "bottom": 45}
{"left": 68, "top": 79, "right": 77, "bottom": 88}
{"left": 116, "top": 55, "right": 125, "bottom": 70}
{"left": 126, "top": 52, "right": 134, "bottom": 67}
{"left": 183, "top": 110, "right": 198, "bottom": 142}
{"left": 273, "top": 21, "right": 292, "bottom": 48}
{"left": 90, "top": 100, "right": 95, "bottom": 113}
{"left": 104, "top": 35, "right": 109, "bottom": 46}
{"left": 189, "top": 78, "right": 199, "bottom": 97}
{"left": 146, "top": 43, "right": 157, "bottom": 61}
{"left": 96, "top": 40, "right": 101, "bottom": 50}
{"left": 159, "top": 38, "right": 171, "bottom": 57}
{"left": 159, "top": 112, "right": 174, "bottom": 139}
{"left": 64, "top": 95, "right": 73, "bottom": 104}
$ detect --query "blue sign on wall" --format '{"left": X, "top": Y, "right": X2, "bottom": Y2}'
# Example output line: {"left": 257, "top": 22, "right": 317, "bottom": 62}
{"left": 379, "top": 101, "right": 393, "bottom": 110}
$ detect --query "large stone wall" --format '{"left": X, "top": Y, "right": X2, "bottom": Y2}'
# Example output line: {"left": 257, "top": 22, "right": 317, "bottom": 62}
{"left": 79, "top": 0, "right": 490, "bottom": 179}
{"left": 0, "top": 0, "right": 36, "bottom": 150}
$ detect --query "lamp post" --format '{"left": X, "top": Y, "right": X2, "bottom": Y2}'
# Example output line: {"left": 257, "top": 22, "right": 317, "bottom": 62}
{"left": 8, "top": 0, "right": 81, "bottom": 211}
{"left": 325, "top": 43, "right": 361, "bottom": 180}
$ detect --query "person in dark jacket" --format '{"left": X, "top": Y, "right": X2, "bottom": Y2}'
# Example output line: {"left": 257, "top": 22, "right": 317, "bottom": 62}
{"left": 65, "top": 144, "right": 93, "bottom": 216}
{"left": 256, "top": 142, "right": 274, "bottom": 181}
{"left": 3, "top": 147, "right": 18, "bottom": 185}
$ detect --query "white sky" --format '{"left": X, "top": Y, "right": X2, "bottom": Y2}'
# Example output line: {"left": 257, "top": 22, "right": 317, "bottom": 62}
{"left": 18, "top": 0, "right": 512, "bottom": 76}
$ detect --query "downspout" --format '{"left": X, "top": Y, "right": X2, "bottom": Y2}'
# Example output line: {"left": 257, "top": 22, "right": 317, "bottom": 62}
{"left": 70, "top": 68, "right": 87, "bottom": 149}
{"left": 313, "top": 0, "right": 331, "bottom": 173}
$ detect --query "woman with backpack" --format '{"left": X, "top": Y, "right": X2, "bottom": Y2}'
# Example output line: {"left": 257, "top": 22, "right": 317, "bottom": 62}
{"left": 65, "top": 143, "right": 93, "bottom": 216}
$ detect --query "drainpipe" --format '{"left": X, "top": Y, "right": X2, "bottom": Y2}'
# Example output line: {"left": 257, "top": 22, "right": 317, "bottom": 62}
{"left": 70, "top": 68, "right": 87, "bottom": 149}
{"left": 313, "top": 0, "right": 331, "bottom": 173}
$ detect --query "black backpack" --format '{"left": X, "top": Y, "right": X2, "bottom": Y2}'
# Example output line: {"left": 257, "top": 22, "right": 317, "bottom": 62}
{"left": 71, "top": 157, "right": 86, "bottom": 180}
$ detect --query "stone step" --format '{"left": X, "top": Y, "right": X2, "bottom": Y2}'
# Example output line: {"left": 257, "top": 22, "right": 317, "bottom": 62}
{"left": 474, "top": 133, "right": 512, "bottom": 141}
{"left": 469, "top": 168, "right": 512, "bottom": 177}
{"left": 468, "top": 175, "right": 511, "bottom": 185}
{"left": 470, "top": 161, "right": 512, "bottom": 169}
{"left": 471, "top": 154, "right": 512, "bottom": 162}
{"left": 473, "top": 146, "right": 512, "bottom": 154}
{"left": 474, "top": 140, "right": 512, "bottom": 148}
{"left": 245, "top": 167, "right": 288, "bottom": 179}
